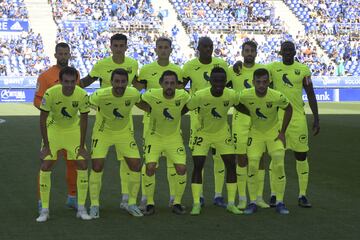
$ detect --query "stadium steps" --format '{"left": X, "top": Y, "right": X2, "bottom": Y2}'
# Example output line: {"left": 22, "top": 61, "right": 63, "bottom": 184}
{"left": 269, "top": 0, "right": 333, "bottom": 67}
{"left": 152, "top": 0, "right": 193, "bottom": 58}
{"left": 24, "top": 0, "right": 57, "bottom": 64}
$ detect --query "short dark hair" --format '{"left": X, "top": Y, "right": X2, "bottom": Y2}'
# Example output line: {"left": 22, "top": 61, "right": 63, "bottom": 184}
{"left": 253, "top": 68, "right": 270, "bottom": 80}
{"left": 59, "top": 66, "right": 78, "bottom": 81}
{"left": 110, "top": 33, "right": 127, "bottom": 44}
{"left": 55, "top": 42, "right": 70, "bottom": 53}
{"left": 111, "top": 68, "right": 129, "bottom": 81}
{"left": 198, "top": 36, "right": 213, "bottom": 47}
{"left": 159, "top": 70, "right": 178, "bottom": 84}
{"left": 242, "top": 41, "right": 257, "bottom": 51}
{"left": 156, "top": 37, "right": 172, "bottom": 47}
{"left": 281, "top": 41, "right": 295, "bottom": 50}
{"left": 210, "top": 67, "right": 227, "bottom": 79}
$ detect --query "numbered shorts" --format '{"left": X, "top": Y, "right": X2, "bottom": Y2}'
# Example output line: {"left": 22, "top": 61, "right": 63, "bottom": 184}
{"left": 45, "top": 127, "right": 83, "bottom": 161}
{"left": 279, "top": 110, "right": 309, "bottom": 152}
{"left": 232, "top": 110, "right": 251, "bottom": 155}
{"left": 247, "top": 128, "right": 284, "bottom": 158}
{"left": 144, "top": 133, "right": 186, "bottom": 165}
{"left": 91, "top": 129, "right": 140, "bottom": 160}
{"left": 190, "top": 128, "right": 235, "bottom": 156}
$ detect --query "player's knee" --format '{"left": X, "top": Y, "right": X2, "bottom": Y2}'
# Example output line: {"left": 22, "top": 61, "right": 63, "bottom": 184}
{"left": 294, "top": 151, "right": 307, "bottom": 161}
{"left": 237, "top": 154, "right": 248, "bottom": 167}
{"left": 146, "top": 163, "right": 156, "bottom": 176}
{"left": 175, "top": 165, "right": 186, "bottom": 175}
{"left": 127, "top": 159, "right": 141, "bottom": 172}
{"left": 40, "top": 161, "right": 54, "bottom": 171}
{"left": 77, "top": 160, "right": 87, "bottom": 170}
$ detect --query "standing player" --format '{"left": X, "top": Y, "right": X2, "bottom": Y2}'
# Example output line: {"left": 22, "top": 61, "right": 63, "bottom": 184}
{"left": 182, "top": 37, "right": 229, "bottom": 207}
{"left": 237, "top": 68, "right": 293, "bottom": 215}
{"left": 268, "top": 41, "right": 320, "bottom": 207}
{"left": 133, "top": 37, "right": 183, "bottom": 208}
{"left": 88, "top": 68, "right": 143, "bottom": 218}
{"left": 137, "top": 70, "right": 189, "bottom": 215}
{"left": 34, "top": 42, "right": 78, "bottom": 210}
{"left": 186, "top": 67, "right": 244, "bottom": 215}
{"left": 36, "top": 67, "right": 91, "bottom": 222}
{"left": 81, "top": 33, "right": 139, "bottom": 209}
{"left": 228, "top": 41, "right": 270, "bottom": 209}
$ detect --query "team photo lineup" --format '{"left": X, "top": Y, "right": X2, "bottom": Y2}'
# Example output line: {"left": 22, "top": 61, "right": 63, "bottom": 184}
{"left": 34, "top": 32, "right": 320, "bottom": 222}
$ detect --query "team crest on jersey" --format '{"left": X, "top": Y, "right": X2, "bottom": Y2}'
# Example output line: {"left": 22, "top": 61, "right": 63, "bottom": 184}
{"left": 295, "top": 69, "right": 301, "bottom": 75}
{"left": 223, "top": 101, "right": 229, "bottom": 107}
{"left": 126, "top": 67, "right": 132, "bottom": 74}
{"left": 266, "top": 102, "right": 273, "bottom": 108}
{"left": 125, "top": 100, "right": 131, "bottom": 106}
{"left": 175, "top": 100, "right": 181, "bottom": 106}
{"left": 72, "top": 101, "right": 79, "bottom": 108}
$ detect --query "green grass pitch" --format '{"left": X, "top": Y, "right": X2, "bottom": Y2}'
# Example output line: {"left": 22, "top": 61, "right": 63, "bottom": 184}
{"left": 0, "top": 103, "right": 359, "bottom": 240}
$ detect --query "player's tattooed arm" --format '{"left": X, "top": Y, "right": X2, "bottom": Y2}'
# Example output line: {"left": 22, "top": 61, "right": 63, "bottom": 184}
{"left": 303, "top": 76, "right": 320, "bottom": 136}
{"left": 234, "top": 103, "right": 250, "bottom": 116}
{"left": 181, "top": 105, "right": 189, "bottom": 115}
{"left": 80, "top": 75, "right": 98, "bottom": 88}
{"left": 39, "top": 110, "right": 52, "bottom": 159}
{"left": 136, "top": 99, "right": 151, "bottom": 112}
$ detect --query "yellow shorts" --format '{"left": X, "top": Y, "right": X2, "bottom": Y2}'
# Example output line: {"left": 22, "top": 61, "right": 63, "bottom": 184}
{"left": 247, "top": 127, "right": 285, "bottom": 158}
{"left": 45, "top": 127, "right": 83, "bottom": 161}
{"left": 232, "top": 110, "right": 251, "bottom": 154}
{"left": 191, "top": 127, "right": 234, "bottom": 156}
{"left": 144, "top": 133, "right": 186, "bottom": 165}
{"left": 279, "top": 111, "right": 309, "bottom": 152}
{"left": 91, "top": 129, "right": 140, "bottom": 160}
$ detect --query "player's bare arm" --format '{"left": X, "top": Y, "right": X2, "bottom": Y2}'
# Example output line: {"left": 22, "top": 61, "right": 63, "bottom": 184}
{"left": 77, "top": 112, "right": 89, "bottom": 160}
{"left": 303, "top": 76, "right": 320, "bottom": 136}
{"left": 136, "top": 99, "right": 151, "bottom": 112}
{"left": 276, "top": 103, "right": 293, "bottom": 147}
{"left": 132, "top": 78, "right": 146, "bottom": 91}
{"left": 234, "top": 102, "right": 250, "bottom": 116}
{"left": 80, "top": 75, "right": 98, "bottom": 88}
{"left": 181, "top": 105, "right": 189, "bottom": 115}
{"left": 39, "top": 110, "right": 52, "bottom": 159}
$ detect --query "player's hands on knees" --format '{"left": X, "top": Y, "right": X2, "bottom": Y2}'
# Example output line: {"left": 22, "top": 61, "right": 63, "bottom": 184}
{"left": 275, "top": 132, "right": 286, "bottom": 148}
{"left": 313, "top": 119, "right": 320, "bottom": 136}
{"left": 77, "top": 147, "right": 90, "bottom": 160}
{"left": 40, "top": 146, "right": 53, "bottom": 160}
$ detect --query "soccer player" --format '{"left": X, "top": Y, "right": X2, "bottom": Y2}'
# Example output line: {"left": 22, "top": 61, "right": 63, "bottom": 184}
{"left": 81, "top": 33, "right": 139, "bottom": 209}
{"left": 186, "top": 67, "right": 244, "bottom": 215}
{"left": 36, "top": 67, "right": 91, "bottom": 222}
{"left": 136, "top": 70, "right": 189, "bottom": 215}
{"left": 268, "top": 41, "right": 320, "bottom": 207}
{"left": 133, "top": 37, "right": 183, "bottom": 209}
{"left": 88, "top": 68, "right": 143, "bottom": 218}
{"left": 238, "top": 68, "right": 293, "bottom": 215}
{"left": 34, "top": 42, "right": 78, "bottom": 210}
{"left": 228, "top": 40, "right": 270, "bottom": 209}
{"left": 182, "top": 37, "right": 229, "bottom": 207}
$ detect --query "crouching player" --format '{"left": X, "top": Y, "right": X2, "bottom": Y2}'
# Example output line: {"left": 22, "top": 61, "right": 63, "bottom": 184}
{"left": 88, "top": 68, "right": 143, "bottom": 218}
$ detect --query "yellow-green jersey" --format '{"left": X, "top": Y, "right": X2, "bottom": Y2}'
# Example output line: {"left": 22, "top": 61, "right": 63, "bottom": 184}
{"left": 138, "top": 61, "right": 183, "bottom": 89}
{"left": 89, "top": 56, "right": 138, "bottom": 88}
{"left": 228, "top": 63, "right": 268, "bottom": 91}
{"left": 40, "top": 85, "right": 89, "bottom": 130}
{"left": 239, "top": 88, "right": 290, "bottom": 133}
{"left": 141, "top": 88, "right": 189, "bottom": 136}
{"left": 187, "top": 87, "right": 239, "bottom": 133}
{"left": 89, "top": 86, "right": 140, "bottom": 132}
{"left": 182, "top": 57, "right": 229, "bottom": 94}
{"left": 267, "top": 61, "right": 311, "bottom": 114}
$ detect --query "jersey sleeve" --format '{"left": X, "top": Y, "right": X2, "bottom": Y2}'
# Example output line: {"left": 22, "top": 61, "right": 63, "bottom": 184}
{"left": 138, "top": 65, "right": 148, "bottom": 84}
{"left": 182, "top": 62, "right": 192, "bottom": 82}
{"left": 232, "top": 90, "right": 240, "bottom": 106}
{"left": 186, "top": 93, "right": 200, "bottom": 110}
{"left": 303, "top": 64, "right": 311, "bottom": 77}
{"left": 277, "top": 93, "right": 290, "bottom": 110}
{"left": 141, "top": 89, "right": 152, "bottom": 105}
{"left": 39, "top": 90, "right": 52, "bottom": 112}
{"left": 132, "top": 60, "right": 139, "bottom": 81}
{"left": 134, "top": 89, "right": 141, "bottom": 103}
{"left": 79, "top": 93, "right": 90, "bottom": 114}
{"left": 176, "top": 68, "right": 184, "bottom": 83}
{"left": 89, "top": 61, "right": 101, "bottom": 78}
{"left": 33, "top": 74, "right": 48, "bottom": 108}
{"left": 89, "top": 90, "right": 100, "bottom": 106}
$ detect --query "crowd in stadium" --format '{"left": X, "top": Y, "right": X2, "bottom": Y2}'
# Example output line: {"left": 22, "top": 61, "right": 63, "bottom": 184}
{"left": 0, "top": 0, "right": 359, "bottom": 77}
